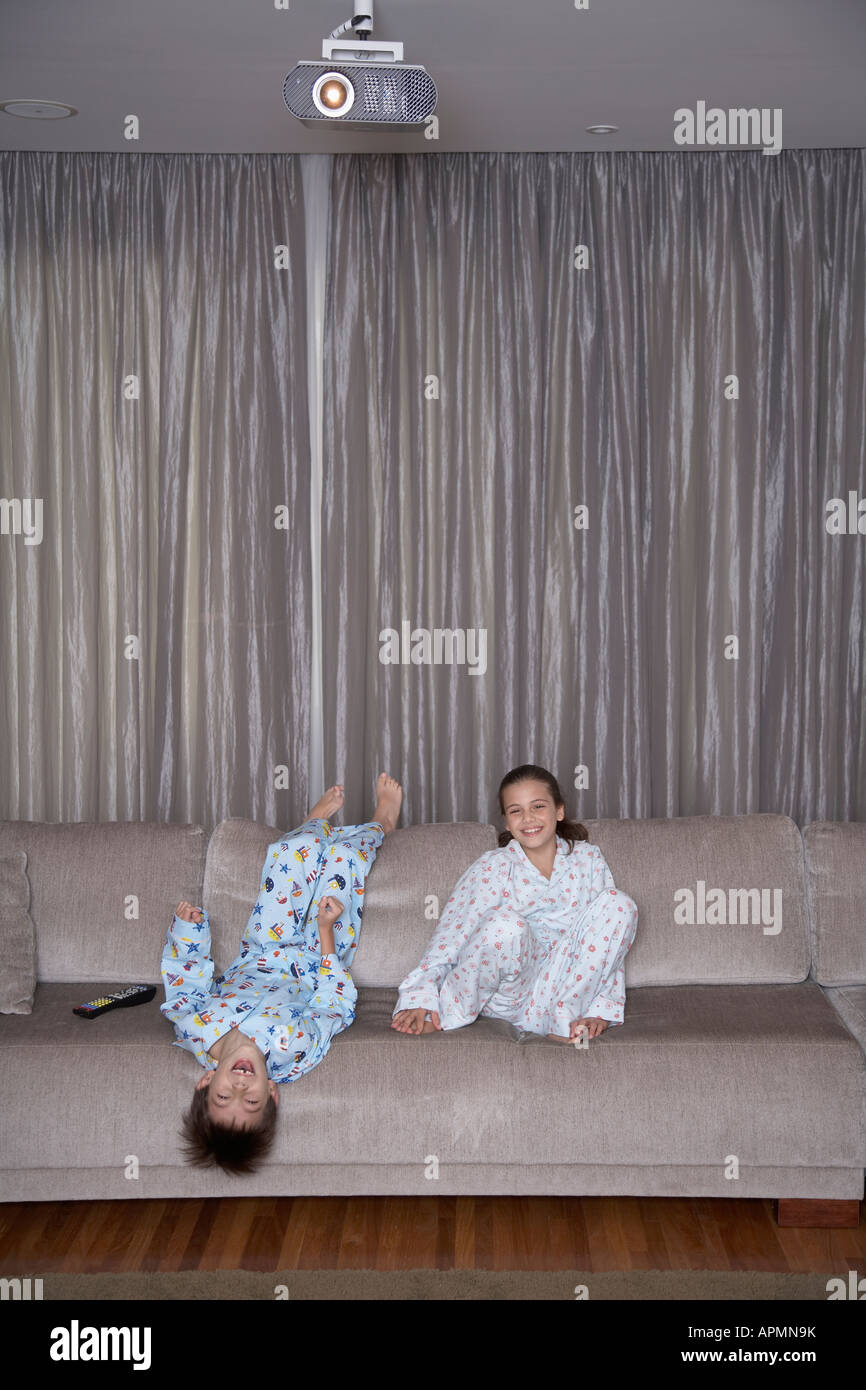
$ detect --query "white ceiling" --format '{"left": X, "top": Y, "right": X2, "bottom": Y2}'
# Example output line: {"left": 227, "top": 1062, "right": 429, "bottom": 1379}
{"left": 1, "top": 0, "right": 864, "bottom": 154}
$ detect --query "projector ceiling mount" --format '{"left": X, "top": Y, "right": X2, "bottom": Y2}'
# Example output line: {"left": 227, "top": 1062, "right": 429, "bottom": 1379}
{"left": 283, "top": 3, "right": 438, "bottom": 131}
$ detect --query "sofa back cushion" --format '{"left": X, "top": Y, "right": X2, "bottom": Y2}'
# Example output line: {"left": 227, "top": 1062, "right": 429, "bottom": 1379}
{"left": 583, "top": 813, "right": 810, "bottom": 985}
{"left": 0, "top": 811, "right": 815, "bottom": 994}
{"left": 350, "top": 822, "right": 499, "bottom": 985}
{"left": 802, "top": 821, "right": 866, "bottom": 985}
{"left": 203, "top": 813, "right": 809, "bottom": 988}
{"left": 201, "top": 816, "right": 282, "bottom": 973}
{"left": 0, "top": 849, "right": 36, "bottom": 1012}
{"left": 0, "top": 821, "right": 206, "bottom": 983}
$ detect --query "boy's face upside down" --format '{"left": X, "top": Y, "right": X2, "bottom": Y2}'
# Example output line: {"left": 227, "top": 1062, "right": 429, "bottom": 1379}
{"left": 195, "top": 1025, "right": 280, "bottom": 1130}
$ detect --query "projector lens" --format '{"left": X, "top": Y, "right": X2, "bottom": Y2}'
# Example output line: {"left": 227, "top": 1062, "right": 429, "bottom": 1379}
{"left": 312, "top": 72, "right": 355, "bottom": 118}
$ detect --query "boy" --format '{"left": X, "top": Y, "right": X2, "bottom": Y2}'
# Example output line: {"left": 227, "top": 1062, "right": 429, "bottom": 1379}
{"left": 161, "top": 774, "right": 402, "bottom": 1175}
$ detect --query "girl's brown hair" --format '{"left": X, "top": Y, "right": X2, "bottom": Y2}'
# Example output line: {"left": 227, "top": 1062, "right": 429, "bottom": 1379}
{"left": 496, "top": 764, "right": 588, "bottom": 853}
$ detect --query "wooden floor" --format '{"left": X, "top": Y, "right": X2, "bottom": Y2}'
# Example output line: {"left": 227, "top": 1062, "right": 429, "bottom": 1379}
{"left": 1, "top": 1195, "right": 864, "bottom": 1273}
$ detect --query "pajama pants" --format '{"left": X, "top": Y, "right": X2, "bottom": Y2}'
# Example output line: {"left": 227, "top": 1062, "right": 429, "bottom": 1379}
{"left": 435, "top": 889, "right": 639, "bottom": 1036}
{"left": 234, "top": 817, "right": 384, "bottom": 972}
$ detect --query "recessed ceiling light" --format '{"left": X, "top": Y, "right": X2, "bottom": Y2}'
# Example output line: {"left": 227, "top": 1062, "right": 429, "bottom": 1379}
{"left": 586, "top": 124, "right": 618, "bottom": 135}
{"left": 0, "top": 99, "right": 78, "bottom": 119}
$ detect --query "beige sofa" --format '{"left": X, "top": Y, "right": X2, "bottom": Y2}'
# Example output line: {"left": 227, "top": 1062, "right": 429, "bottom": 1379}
{"left": 0, "top": 812, "right": 864, "bottom": 1219}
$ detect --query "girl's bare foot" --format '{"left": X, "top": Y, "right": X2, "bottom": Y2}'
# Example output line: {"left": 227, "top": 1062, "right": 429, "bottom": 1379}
{"left": 372, "top": 772, "right": 402, "bottom": 834}
{"left": 392, "top": 1006, "right": 441, "bottom": 1034}
{"left": 308, "top": 784, "right": 344, "bottom": 820}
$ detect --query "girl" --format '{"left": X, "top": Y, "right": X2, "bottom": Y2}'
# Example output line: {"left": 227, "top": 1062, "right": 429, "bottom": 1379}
{"left": 391, "top": 765, "right": 638, "bottom": 1043}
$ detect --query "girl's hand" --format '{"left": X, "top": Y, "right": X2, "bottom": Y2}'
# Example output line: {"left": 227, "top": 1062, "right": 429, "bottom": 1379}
{"left": 392, "top": 1007, "right": 442, "bottom": 1034}
{"left": 176, "top": 900, "right": 204, "bottom": 924}
{"left": 570, "top": 1016, "right": 609, "bottom": 1040}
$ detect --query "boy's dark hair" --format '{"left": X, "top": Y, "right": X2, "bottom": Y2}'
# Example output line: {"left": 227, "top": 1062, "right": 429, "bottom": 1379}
{"left": 496, "top": 764, "right": 589, "bottom": 853}
{"left": 178, "top": 1085, "right": 279, "bottom": 1175}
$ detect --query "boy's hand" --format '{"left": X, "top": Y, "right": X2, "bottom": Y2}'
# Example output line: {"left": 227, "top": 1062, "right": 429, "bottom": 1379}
{"left": 175, "top": 900, "right": 204, "bottom": 924}
{"left": 317, "top": 895, "right": 343, "bottom": 928}
{"left": 316, "top": 894, "right": 343, "bottom": 956}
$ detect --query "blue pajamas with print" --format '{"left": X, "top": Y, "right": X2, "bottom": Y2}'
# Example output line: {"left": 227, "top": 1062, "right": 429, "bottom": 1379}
{"left": 236, "top": 816, "right": 383, "bottom": 972}
{"left": 161, "top": 816, "right": 384, "bottom": 1080}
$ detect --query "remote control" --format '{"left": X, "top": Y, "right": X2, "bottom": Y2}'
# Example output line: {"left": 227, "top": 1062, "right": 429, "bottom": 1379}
{"left": 73, "top": 984, "right": 157, "bottom": 1018}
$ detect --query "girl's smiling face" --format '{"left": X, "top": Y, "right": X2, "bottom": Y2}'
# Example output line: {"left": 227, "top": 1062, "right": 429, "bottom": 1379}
{"left": 501, "top": 780, "right": 564, "bottom": 855}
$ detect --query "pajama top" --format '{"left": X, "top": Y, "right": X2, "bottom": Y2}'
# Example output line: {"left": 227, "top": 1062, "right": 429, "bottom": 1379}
{"left": 160, "top": 817, "right": 383, "bottom": 1081}
{"left": 393, "top": 833, "right": 638, "bottom": 1034}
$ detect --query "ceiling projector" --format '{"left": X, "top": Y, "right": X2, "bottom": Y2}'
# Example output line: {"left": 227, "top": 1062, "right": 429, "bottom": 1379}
{"left": 283, "top": 3, "right": 437, "bottom": 131}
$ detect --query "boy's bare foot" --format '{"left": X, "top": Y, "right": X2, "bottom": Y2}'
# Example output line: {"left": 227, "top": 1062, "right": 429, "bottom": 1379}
{"left": 308, "top": 784, "right": 344, "bottom": 820}
{"left": 392, "top": 1006, "right": 441, "bottom": 1034}
{"left": 372, "top": 772, "right": 402, "bottom": 834}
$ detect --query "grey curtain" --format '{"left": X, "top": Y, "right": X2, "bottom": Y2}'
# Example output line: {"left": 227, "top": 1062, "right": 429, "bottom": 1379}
{"left": 323, "top": 149, "right": 866, "bottom": 828}
{"left": 2, "top": 148, "right": 865, "bottom": 833}
{"left": 0, "top": 152, "right": 311, "bottom": 832}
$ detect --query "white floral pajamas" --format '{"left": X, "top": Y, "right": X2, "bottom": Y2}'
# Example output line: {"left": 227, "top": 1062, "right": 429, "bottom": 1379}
{"left": 394, "top": 836, "right": 638, "bottom": 1036}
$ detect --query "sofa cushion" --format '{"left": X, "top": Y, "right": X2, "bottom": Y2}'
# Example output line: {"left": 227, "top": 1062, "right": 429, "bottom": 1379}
{"left": 0, "top": 850, "right": 36, "bottom": 1013}
{"left": 802, "top": 822, "right": 866, "bottom": 986}
{"left": 203, "top": 814, "right": 810, "bottom": 989}
{"left": 351, "top": 822, "right": 498, "bottom": 985}
{"left": 0, "top": 821, "right": 206, "bottom": 984}
{"left": 582, "top": 814, "right": 810, "bottom": 984}
{"left": 822, "top": 985, "right": 866, "bottom": 1052}
{"left": 202, "top": 818, "right": 499, "bottom": 986}
{"left": 201, "top": 816, "right": 282, "bottom": 974}
{"left": 1, "top": 980, "right": 862, "bottom": 1174}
